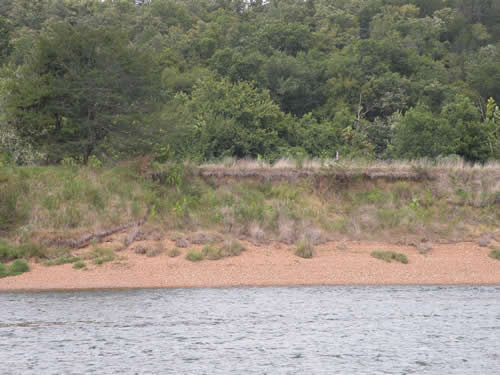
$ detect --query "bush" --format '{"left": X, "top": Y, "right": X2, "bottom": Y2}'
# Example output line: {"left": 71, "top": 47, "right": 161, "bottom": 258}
{"left": 0, "top": 264, "right": 7, "bottom": 278}
{"left": 371, "top": 250, "right": 408, "bottom": 264}
{"left": 18, "top": 242, "right": 47, "bottom": 259}
{"left": 221, "top": 238, "right": 246, "bottom": 257}
{"left": 72, "top": 260, "right": 86, "bottom": 269}
{"left": 489, "top": 249, "right": 500, "bottom": 260}
{"left": 86, "top": 247, "right": 115, "bottom": 265}
{"left": 294, "top": 239, "right": 314, "bottom": 258}
{"left": 8, "top": 259, "right": 29, "bottom": 275}
{"left": 0, "top": 240, "right": 18, "bottom": 262}
{"left": 167, "top": 248, "right": 181, "bottom": 257}
{"left": 201, "top": 245, "right": 223, "bottom": 260}
{"left": 185, "top": 249, "right": 204, "bottom": 262}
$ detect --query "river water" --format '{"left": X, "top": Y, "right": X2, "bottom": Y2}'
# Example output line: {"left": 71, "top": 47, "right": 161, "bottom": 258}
{"left": 0, "top": 286, "right": 499, "bottom": 374}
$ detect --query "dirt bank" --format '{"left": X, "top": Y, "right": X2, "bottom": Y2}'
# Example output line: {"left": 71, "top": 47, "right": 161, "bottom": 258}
{"left": 0, "top": 240, "right": 499, "bottom": 292}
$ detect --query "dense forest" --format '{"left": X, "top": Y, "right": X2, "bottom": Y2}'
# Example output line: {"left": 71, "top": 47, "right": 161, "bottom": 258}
{"left": 0, "top": 0, "right": 499, "bottom": 165}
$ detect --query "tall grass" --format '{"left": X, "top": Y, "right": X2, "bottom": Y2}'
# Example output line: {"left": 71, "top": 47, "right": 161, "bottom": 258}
{"left": 0, "top": 159, "right": 498, "bottom": 247}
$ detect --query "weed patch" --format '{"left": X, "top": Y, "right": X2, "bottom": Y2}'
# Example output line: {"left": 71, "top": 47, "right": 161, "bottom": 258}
{"left": 294, "top": 239, "right": 314, "bottom": 258}
{"left": 43, "top": 256, "right": 80, "bottom": 266}
{"left": 185, "top": 249, "right": 204, "bottom": 262}
{"left": 201, "top": 245, "right": 223, "bottom": 260}
{"left": 8, "top": 259, "right": 30, "bottom": 276}
{"left": 72, "top": 260, "right": 87, "bottom": 270}
{"left": 371, "top": 250, "right": 408, "bottom": 264}
{"left": 489, "top": 249, "right": 500, "bottom": 260}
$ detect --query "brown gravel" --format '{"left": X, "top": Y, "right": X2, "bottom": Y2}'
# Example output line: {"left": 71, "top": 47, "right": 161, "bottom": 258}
{"left": 0, "top": 241, "right": 499, "bottom": 292}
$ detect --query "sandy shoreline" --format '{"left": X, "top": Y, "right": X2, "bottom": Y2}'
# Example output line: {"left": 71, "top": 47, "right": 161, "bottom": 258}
{"left": 0, "top": 241, "right": 499, "bottom": 292}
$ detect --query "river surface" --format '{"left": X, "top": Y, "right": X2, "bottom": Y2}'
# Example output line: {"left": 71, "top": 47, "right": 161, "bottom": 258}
{"left": 0, "top": 286, "right": 499, "bottom": 374}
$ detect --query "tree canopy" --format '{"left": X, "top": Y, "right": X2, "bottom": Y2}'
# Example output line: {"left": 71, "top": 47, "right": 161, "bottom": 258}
{"left": 0, "top": 0, "right": 498, "bottom": 164}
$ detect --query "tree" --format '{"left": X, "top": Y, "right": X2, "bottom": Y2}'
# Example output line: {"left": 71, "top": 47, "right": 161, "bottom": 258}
{"left": 163, "top": 76, "right": 289, "bottom": 160}
{"left": 3, "top": 20, "right": 157, "bottom": 163}
{"left": 392, "top": 104, "right": 457, "bottom": 159}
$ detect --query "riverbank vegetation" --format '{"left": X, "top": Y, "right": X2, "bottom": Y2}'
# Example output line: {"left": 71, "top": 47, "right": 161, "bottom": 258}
{"left": 0, "top": 159, "right": 498, "bottom": 265}
{"left": 0, "top": 1, "right": 499, "bottom": 268}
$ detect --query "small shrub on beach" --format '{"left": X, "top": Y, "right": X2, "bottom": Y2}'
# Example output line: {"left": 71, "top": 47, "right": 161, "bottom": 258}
{"left": 294, "top": 239, "right": 314, "bottom": 259}
{"left": 8, "top": 259, "right": 30, "bottom": 275}
{"left": 201, "top": 245, "right": 223, "bottom": 260}
{"left": 221, "top": 238, "right": 246, "bottom": 257}
{"left": 371, "top": 250, "right": 408, "bottom": 264}
{"left": 146, "top": 244, "right": 164, "bottom": 257}
{"left": 185, "top": 249, "right": 204, "bottom": 262}
{"left": 86, "top": 247, "right": 115, "bottom": 265}
{"left": 0, "top": 264, "right": 7, "bottom": 278}
{"left": 72, "top": 260, "right": 87, "bottom": 269}
{"left": 489, "top": 249, "right": 500, "bottom": 260}
{"left": 167, "top": 248, "right": 181, "bottom": 257}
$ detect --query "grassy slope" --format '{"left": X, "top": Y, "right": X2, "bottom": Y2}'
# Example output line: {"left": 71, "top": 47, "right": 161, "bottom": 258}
{"left": 1, "top": 159, "right": 499, "bottom": 250}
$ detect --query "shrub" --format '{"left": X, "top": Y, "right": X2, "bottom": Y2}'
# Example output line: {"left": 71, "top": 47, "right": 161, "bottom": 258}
{"left": 167, "top": 248, "right": 181, "bottom": 257}
{"left": 86, "top": 247, "right": 115, "bottom": 265}
{"left": 0, "top": 264, "right": 7, "bottom": 278}
{"left": 489, "top": 249, "right": 500, "bottom": 260}
{"left": 18, "top": 242, "right": 47, "bottom": 259}
{"left": 72, "top": 260, "right": 86, "bottom": 269}
{"left": 201, "top": 245, "right": 223, "bottom": 260}
{"left": 0, "top": 240, "right": 18, "bottom": 262}
{"left": 371, "top": 250, "right": 408, "bottom": 264}
{"left": 8, "top": 259, "right": 29, "bottom": 275}
{"left": 146, "top": 245, "right": 164, "bottom": 257}
{"left": 43, "top": 256, "right": 80, "bottom": 266}
{"left": 185, "top": 249, "right": 204, "bottom": 262}
{"left": 294, "top": 239, "right": 314, "bottom": 258}
{"left": 221, "top": 238, "right": 246, "bottom": 256}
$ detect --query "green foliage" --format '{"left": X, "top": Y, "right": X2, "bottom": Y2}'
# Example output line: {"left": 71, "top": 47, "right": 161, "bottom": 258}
{"left": 43, "top": 256, "right": 80, "bottom": 267}
{"left": 185, "top": 249, "right": 204, "bottom": 262}
{"left": 0, "top": 176, "right": 29, "bottom": 231}
{"left": 72, "top": 260, "right": 87, "bottom": 270}
{"left": 488, "top": 249, "right": 500, "bottom": 261}
{"left": 201, "top": 245, "right": 223, "bottom": 260}
{"left": 0, "top": 0, "right": 498, "bottom": 163}
{"left": 87, "top": 248, "right": 115, "bottom": 265}
{"left": 371, "top": 250, "right": 409, "bottom": 264}
{"left": 0, "top": 240, "right": 18, "bottom": 262}
{"left": 0, "top": 263, "right": 7, "bottom": 278}
{"left": 8, "top": 259, "right": 29, "bottom": 275}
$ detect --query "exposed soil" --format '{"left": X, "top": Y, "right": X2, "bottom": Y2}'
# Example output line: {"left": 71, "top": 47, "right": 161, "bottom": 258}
{"left": 0, "top": 240, "right": 499, "bottom": 292}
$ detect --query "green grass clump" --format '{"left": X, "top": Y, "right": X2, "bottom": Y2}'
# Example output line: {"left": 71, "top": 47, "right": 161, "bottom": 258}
{"left": 0, "top": 240, "right": 18, "bottom": 262}
{"left": 201, "top": 245, "right": 223, "bottom": 260}
{"left": 72, "top": 260, "right": 87, "bottom": 269}
{"left": 43, "top": 256, "right": 80, "bottom": 266}
{"left": 0, "top": 264, "right": 7, "bottom": 278}
{"left": 221, "top": 239, "right": 246, "bottom": 257}
{"left": 294, "top": 239, "right": 314, "bottom": 259}
{"left": 8, "top": 259, "right": 30, "bottom": 276}
{"left": 488, "top": 249, "right": 500, "bottom": 260}
{"left": 86, "top": 247, "right": 115, "bottom": 265}
{"left": 371, "top": 250, "right": 408, "bottom": 264}
{"left": 17, "top": 242, "right": 47, "bottom": 259}
{"left": 185, "top": 249, "right": 204, "bottom": 262}
{"left": 167, "top": 248, "right": 181, "bottom": 257}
